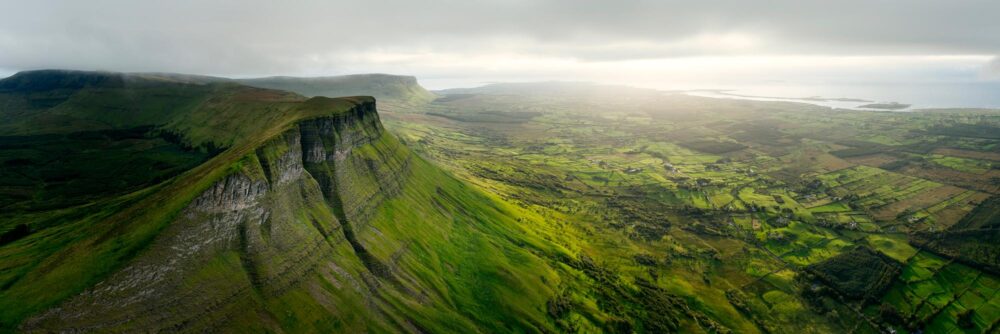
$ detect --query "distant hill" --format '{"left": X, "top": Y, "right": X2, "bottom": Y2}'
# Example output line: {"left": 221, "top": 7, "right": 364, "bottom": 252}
{"left": 857, "top": 102, "right": 910, "bottom": 110}
{"left": 435, "top": 81, "right": 661, "bottom": 97}
{"left": 238, "top": 74, "right": 436, "bottom": 104}
{"left": 0, "top": 69, "right": 298, "bottom": 142}
{"left": 0, "top": 69, "right": 127, "bottom": 92}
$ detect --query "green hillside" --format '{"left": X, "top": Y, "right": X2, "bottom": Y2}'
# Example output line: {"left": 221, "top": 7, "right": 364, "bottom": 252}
{"left": 6, "top": 71, "right": 997, "bottom": 333}
{"left": 0, "top": 70, "right": 733, "bottom": 333}
{"left": 0, "top": 70, "right": 548, "bottom": 331}
{"left": 382, "top": 82, "right": 1000, "bottom": 333}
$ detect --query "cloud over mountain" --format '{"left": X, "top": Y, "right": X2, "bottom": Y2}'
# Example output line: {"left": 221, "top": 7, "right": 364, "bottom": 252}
{"left": 1, "top": 0, "right": 998, "bottom": 88}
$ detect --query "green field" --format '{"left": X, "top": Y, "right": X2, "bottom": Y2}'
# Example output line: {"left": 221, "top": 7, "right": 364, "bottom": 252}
{"left": 381, "top": 81, "right": 1000, "bottom": 333}
{"left": 3, "top": 71, "right": 999, "bottom": 332}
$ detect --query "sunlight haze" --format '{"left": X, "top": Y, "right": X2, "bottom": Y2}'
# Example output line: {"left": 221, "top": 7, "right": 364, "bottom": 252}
{"left": 2, "top": 0, "right": 998, "bottom": 106}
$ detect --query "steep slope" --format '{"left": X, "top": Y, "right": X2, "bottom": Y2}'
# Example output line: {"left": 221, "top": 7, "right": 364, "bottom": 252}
{"left": 239, "top": 74, "right": 436, "bottom": 104}
{"left": 0, "top": 71, "right": 561, "bottom": 332}
{"left": 2, "top": 70, "right": 739, "bottom": 333}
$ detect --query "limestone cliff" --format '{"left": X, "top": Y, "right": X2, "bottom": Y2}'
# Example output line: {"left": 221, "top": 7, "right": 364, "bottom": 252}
{"left": 2, "top": 73, "right": 559, "bottom": 332}
{"left": 21, "top": 100, "right": 420, "bottom": 332}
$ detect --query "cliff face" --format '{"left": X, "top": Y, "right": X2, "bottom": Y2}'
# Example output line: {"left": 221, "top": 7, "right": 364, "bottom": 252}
{"left": 22, "top": 101, "right": 418, "bottom": 332}
{"left": 296, "top": 102, "right": 409, "bottom": 227}
{"left": 4, "top": 72, "right": 560, "bottom": 332}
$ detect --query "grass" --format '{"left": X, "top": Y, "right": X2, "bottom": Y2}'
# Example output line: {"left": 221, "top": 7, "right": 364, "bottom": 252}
{"left": 808, "top": 201, "right": 851, "bottom": 213}
{"left": 0, "top": 74, "right": 378, "bottom": 329}
{"left": 0, "top": 127, "right": 211, "bottom": 213}
{"left": 881, "top": 250, "right": 999, "bottom": 332}
{"left": 5, "top": 72, "right": 1000, "bottom": 332}
{"left": 866, "top": 234, "right": 918, "bottom": 262}
{"left": 380, "top": 83, "right": 1000, "bottom": 332}
{"left": 928, "top": 155, "right": 992, "bottom": 174}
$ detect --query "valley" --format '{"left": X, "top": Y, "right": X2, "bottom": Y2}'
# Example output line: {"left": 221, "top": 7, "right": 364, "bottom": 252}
{"left": 379, "top": 83, "right": 1000, "bottom": 333}
{"left": 0, "top": 71, "right": 998, "bottom": 333}
{"left": 2, "top": 1, "right": 998, "bottom": 333}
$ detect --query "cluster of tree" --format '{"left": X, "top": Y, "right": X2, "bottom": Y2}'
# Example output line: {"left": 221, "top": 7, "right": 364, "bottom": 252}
{"left": 603, "top": 197, "right": 673, "bottom": 241}
{"left": 926, "top": 123, "right": 1000, "bottom": 140}
{"left": 803, "top": 247, "right": 901, "bottom": 304}
{"left": 679, "top": 140, "right": 747, "bottom": 154}
{"left": 911, "top": 229, "right": 1000, "bottom": 276}
{"left": 562, "top": 255, "right": 730, "bottom": 333}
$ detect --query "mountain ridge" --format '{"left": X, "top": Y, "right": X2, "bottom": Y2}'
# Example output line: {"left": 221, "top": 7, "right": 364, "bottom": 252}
{"left": 2, "top": 69, "right": 757, "bottom": 333}
{"left": 0, "top": 70, "right": 562, "bottom": 332}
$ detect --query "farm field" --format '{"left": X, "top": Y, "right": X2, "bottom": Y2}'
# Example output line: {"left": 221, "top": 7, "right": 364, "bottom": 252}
{"left": 381, "top": 83, "right": 1000, "bottom": 333}
{"left": 4, "top": 1, "right": 1000, "bottom": 332}
{"left": 4, "top": 73, "right": 996, "bottom": 333}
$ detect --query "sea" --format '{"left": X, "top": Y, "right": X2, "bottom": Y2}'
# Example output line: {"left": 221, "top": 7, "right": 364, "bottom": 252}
{"left": 682, "top": 82, "right": 1000, "bottom": 111}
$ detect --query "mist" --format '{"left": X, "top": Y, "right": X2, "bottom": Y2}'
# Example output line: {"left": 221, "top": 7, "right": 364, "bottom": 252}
{"left": 2, "top": 0, "right": 999, "bottom": 107}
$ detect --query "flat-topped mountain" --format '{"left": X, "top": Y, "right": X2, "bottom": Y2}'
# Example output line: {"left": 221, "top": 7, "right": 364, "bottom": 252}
{"left": 238, "top": 74, "right": 436, "bottom": 104}
{"left": 0, "top": 70, "right": 562, "bottom": 332}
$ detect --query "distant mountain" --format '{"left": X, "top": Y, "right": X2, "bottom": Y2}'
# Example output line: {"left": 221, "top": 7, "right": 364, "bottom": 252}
{"left": 0, "top": 70, "right": 278, "bottom": 137}
{"left": 238, "top": 74, "right": 436, "bottom": 104}
{"left": 435, "top": 81, "right": 662, "bottom": 97}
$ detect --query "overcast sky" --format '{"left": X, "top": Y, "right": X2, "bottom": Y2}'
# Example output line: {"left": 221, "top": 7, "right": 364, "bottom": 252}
{"left": 1, "top": 0, "right": 999, "bottom": 96}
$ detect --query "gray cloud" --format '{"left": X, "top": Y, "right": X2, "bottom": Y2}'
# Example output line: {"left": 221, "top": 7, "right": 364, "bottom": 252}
{"left": 0, "top": 0, "right": 998, "bottom": 77}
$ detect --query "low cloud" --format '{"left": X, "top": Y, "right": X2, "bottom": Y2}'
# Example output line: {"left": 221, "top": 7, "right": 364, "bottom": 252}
{"left": 983, "top": 56, "right": 1000, "bottom": 80}
{"left": 0, "top": 0, "right": 998, "bottom": 86}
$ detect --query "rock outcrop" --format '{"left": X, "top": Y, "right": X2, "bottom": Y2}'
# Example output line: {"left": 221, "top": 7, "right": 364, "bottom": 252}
{"left": 23, "top": 100, "right": 412, "bottom": 332}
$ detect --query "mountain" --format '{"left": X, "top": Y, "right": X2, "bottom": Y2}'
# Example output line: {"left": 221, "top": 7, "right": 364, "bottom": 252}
{"left": 0, "top": 70, "right": 560, "bottom": 332}
{"left": 238, "top": 74, "right": 437, "bottom": 104}
{"left": 0, "top": 70, "right": 765, "bottom": 333}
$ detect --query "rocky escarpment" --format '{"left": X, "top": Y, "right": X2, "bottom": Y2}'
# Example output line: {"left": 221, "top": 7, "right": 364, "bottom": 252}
{"left": 22, "top": 100, "right": 413, "bottom": 332}
{"left": 2, "top": 71, "right": 562, "bottom": 333}
{"left": 297, "top": 101, "right": 410, "bottom": 227}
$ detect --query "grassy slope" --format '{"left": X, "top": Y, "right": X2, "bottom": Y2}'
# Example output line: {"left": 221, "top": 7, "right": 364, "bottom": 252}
{"left": 12, "top": 73, "right": 998, "bottom": 332}
{"left": 0, "top": 91, "right": 366, "bottom": 328}
{"left": 380, "top": 84, "right": 1000, "bottom": 333}
{"left": 0, "top": 70, "right": 575, "bottom": 332}
{"left": 335, "top": 138, "right": 566, "bottom": 332}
